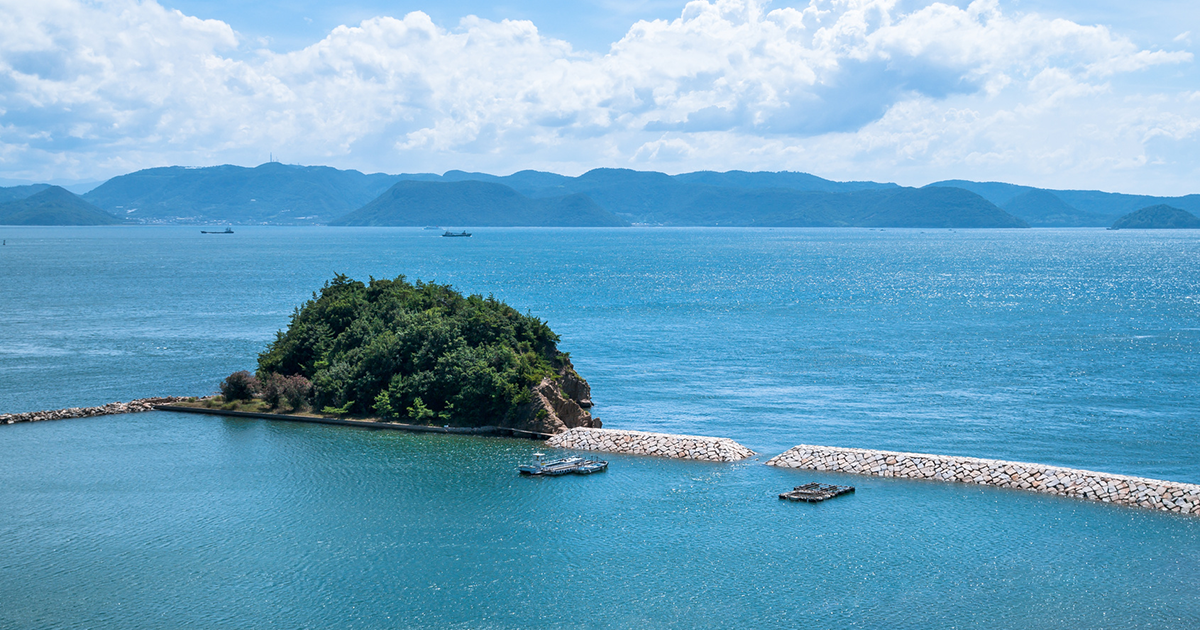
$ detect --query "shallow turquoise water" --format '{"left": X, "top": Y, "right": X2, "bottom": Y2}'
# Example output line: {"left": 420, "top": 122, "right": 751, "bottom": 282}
{"left": 1, "top": 226, "right": 1199, "bottom": 627}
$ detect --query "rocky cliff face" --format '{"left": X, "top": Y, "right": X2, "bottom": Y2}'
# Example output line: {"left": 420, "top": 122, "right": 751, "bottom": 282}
{"left": 507, "top": 360, "right": 600, "bottom": 435}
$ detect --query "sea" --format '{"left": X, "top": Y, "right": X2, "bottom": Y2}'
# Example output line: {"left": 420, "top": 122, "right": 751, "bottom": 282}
{"left": 1, "top": 226, "right": 1198, "bottom": 628}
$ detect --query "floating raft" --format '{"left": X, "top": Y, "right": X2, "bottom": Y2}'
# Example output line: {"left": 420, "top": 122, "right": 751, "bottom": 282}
{"left": 519, "top": 455, "right": 608, "bottom": 476}
{"left": 779, "top": 482, "right": 855, "bottom": 502}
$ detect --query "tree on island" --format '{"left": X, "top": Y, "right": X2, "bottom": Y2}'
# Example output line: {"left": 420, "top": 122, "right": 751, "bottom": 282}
{"left": 250, "top": 274, "right": 597, "bottom": 434}
{"left": 220, "top": 370, "right": 259, "bottom": 402}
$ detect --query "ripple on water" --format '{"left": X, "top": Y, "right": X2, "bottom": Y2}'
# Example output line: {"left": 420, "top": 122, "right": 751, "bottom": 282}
{"left": 2, "top": 227, "right": 1199, "bottom": 627}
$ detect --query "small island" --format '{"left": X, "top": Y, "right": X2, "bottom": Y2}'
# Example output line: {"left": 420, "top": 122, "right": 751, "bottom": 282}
{"left": 178, "top": 274, "right": 599, "bottom": 435}
{"left": 1109, "top": 204, "right": 1200, "bottom": 230}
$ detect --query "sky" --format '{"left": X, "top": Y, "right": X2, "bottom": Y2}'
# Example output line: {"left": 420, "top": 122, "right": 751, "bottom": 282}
{"left": 1, "top": 0, "right": 1197, "bottom": 194}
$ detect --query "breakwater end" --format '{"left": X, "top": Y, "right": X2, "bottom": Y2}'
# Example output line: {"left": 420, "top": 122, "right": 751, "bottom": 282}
{"left": 1, "top": 397, "right": 190, "bottom": 425}
{"left": 767, "top": 444, "right": 1200, "bottom": 516}
{"left": 547, "top": 428, "right": 755, "bottom": 462}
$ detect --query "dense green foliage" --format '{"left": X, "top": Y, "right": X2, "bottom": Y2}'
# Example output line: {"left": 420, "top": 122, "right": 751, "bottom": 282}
{"left": 0, "top": 186, "right": 121, "bottom": 226}
{"left": 257, "top": 275, "right": 563, "bottom": 425}
{"left": 220, "top": 370, "right": 259, "bottom": 402}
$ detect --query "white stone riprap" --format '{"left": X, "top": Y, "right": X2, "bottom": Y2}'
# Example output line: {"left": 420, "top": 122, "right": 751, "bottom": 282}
{"left": 547, "top": 428, "right": 755, "bottom": 462}
{"left": 766, "top": 445, "right": 1200, "bottom": 516}
{"left": 1, "top": 397, "right": 189, "bottom": 425}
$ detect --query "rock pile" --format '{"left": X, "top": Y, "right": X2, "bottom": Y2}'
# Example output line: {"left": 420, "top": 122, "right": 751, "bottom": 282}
{"left": 547, "top": 428, "right": 755, "bottom": 462}
{"left": 1, "top": 397, "right": 189, "bottom": 425}
{"left": 767, "top": 444, "right": 1200, "bottom": 516}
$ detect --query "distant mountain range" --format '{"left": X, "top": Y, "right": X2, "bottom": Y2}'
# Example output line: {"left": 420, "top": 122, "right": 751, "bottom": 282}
{"left": 925, "top": 180, "right": 1200, "bottom": 226}
{"left": 332, "top": 180, "right": 627, "bottom": 227}
{"left": 74, "top": 164, "right": 1027, "bottom": 228}
{"left": 1, "top": 163, "right": 1196, "bottom": 228}
{"left": 0, "top": 184, "right": 52, "bottom": 204}
{"left": 83, "top": 163, "right": 402, "bottom": 225}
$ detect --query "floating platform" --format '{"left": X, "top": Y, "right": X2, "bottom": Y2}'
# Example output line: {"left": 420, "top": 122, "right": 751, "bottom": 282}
{"left": 519, "top": 454, "right": 608, "bottom": 476}
{"left": 779, "top": 482, "right": 855, "bottom": 502}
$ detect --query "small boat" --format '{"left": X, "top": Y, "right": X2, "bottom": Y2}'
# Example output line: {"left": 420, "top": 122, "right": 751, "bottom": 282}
{"left": 442, "top": 230, "right": 471, "bottom": 237}
{"left": 201, "top": 227, "right": 234, "bottom": 234}
{"left": 423, "top": 226, "right": 441, "bottom": 230}
{"left": 519, "top": 453, "right": 608, "bottom": 476}
{"left": 779, "top": 482, "right": 854, "bottom": 502}
{"left": 573, "top": 460, "right": 609, "bottom": 474}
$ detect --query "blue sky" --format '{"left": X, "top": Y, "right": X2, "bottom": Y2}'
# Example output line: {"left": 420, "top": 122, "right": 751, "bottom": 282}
{"left": 1, "top": 0, "right": 1197, "bottom": 194}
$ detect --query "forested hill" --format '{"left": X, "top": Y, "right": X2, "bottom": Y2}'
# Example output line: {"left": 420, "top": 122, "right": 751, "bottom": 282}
{"left": 1109, "top": 205, "right": 1200, "bottom": 230}
{"left": 0, "top": 184, "right": 52, "bottom": 204}
{"left": 331, "top": 180, "right": 628, "bottom": 227}
{"left": 256, "top": 275, "right": 599, "bottom": 434}
{"left": 0, "top": 186, "right": 122, "bottom": 225}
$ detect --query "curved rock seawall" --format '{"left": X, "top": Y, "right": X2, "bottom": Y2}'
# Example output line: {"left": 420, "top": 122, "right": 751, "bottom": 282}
{"left": 1, "top": 397, "right": 189, "bottom": 425}
{"left": 547, "top": 428, "right": 755, "bottom": 462}
{"left": 767, "top": 445, "right": 1200, "bottom": 516}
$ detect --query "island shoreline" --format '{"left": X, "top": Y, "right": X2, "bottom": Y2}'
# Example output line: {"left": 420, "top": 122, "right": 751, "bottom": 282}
{"left": 153, "top": 404, "right": 554, "bottom": 439}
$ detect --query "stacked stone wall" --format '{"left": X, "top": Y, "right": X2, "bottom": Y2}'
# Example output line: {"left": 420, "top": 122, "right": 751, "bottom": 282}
{"left": 1, "top": 397, "right": 189, "bottom": 425}
{"left": 547, "top": 428, "right": 755, "bottom": 462}
{"left": 767, "top": 444, "right": 1200, "bottom": 516}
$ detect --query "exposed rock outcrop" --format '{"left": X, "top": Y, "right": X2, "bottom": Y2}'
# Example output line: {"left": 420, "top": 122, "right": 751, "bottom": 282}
{"left": 1, "top": 397, "right": 190, "bottom": 425}
{"left": 506, "top": 361, "right": 601, "bottom": 435}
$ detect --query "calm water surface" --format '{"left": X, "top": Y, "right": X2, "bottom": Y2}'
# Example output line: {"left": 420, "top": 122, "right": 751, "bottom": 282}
{"left": 1, "top": 227, "right": 1198, "bottom": 628}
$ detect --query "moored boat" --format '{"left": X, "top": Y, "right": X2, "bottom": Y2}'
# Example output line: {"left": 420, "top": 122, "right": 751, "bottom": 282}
{"left": 519, "top": 453, "right": 608, "bottom": 476}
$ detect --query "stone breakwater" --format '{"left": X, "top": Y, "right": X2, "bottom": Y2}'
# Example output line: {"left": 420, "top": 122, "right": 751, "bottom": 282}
{"left": 1, "top": 397, "right": 189, "bottom": 425}
{"left": 767, "top": 445, "right": 1200, "bottom": 516}
{"left": 547, "top": 428, "right": 755, "bottom": 462}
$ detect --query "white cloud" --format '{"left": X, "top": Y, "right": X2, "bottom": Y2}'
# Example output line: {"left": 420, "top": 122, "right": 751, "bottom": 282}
{"left": 0, "top": 0, "right": 1196, "bottom": 194}
{"left": 633, "top": 136, "right": 696, "bottom": 161}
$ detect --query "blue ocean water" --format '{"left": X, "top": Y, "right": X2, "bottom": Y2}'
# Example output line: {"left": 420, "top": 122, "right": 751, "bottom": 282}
{"left": 1, "top": 226, "right": 1198, "bottom": 628}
